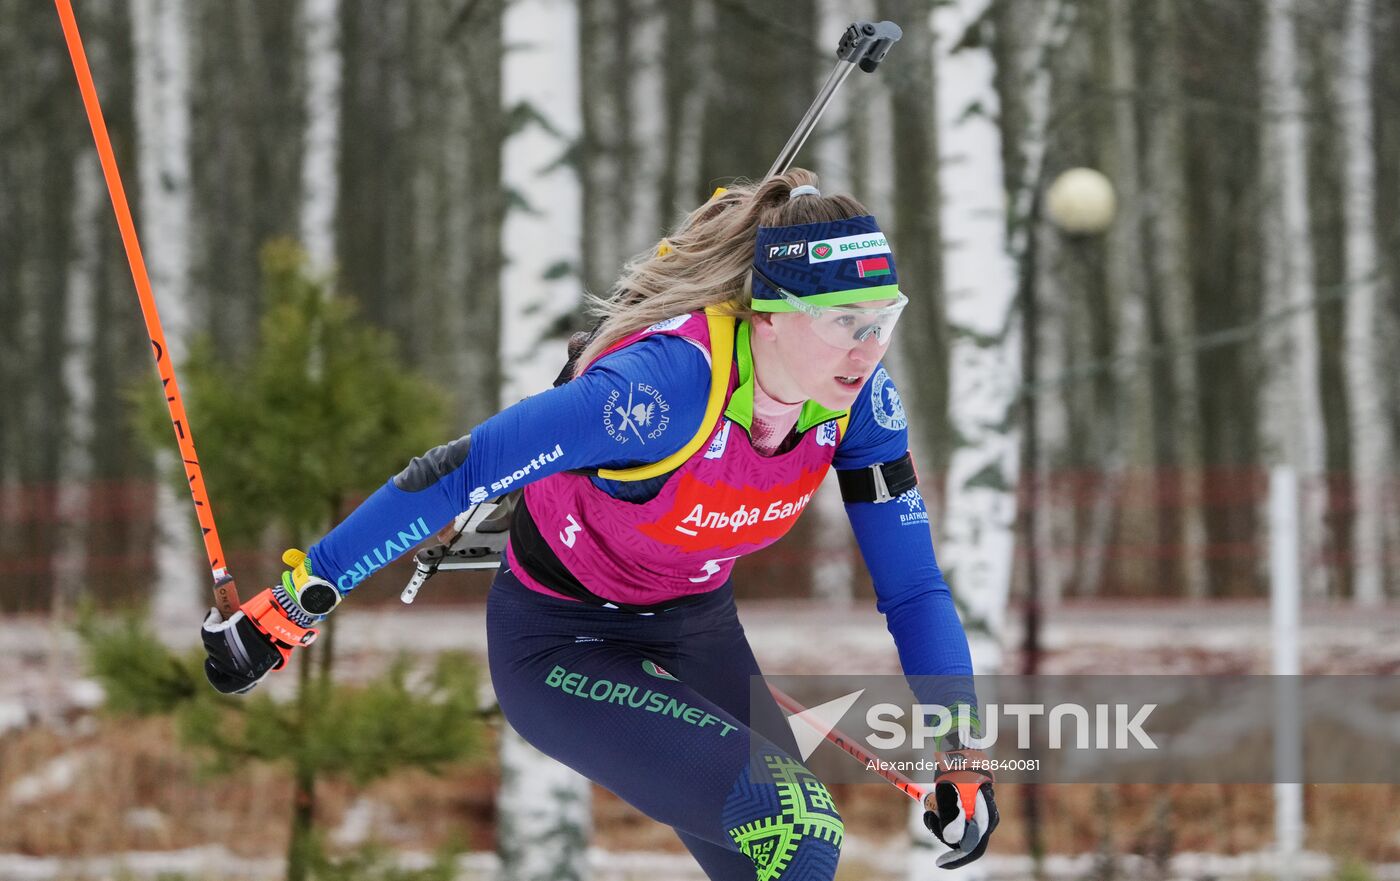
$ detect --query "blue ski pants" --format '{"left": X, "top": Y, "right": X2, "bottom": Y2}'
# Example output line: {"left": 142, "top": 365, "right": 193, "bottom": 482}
{"left": 486, "top": 565, "right": 844, "bottom": 881}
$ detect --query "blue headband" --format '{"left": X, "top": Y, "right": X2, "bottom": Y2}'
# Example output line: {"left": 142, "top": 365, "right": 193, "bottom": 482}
{"left": 750, "top": 215, "right": 900, "bottom": 311}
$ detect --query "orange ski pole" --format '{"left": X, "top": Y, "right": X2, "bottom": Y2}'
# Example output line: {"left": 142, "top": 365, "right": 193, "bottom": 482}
{"left": 767, "top": 684, "right": 931, "bottom": 807}
{"left": 54, "top": 0, "right": 240, "bottom": 618}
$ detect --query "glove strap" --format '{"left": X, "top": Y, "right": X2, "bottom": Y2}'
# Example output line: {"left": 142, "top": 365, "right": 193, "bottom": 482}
{"left": 243, "top": 589, "right": 319, "bottom": 651}
{"left": 935, "top": 748, "right": 995, "bottom": 820}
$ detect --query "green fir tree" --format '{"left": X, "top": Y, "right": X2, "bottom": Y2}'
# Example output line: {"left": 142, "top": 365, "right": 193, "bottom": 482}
{"left": 99, "top": 240, "right": 478, "bottom": 881}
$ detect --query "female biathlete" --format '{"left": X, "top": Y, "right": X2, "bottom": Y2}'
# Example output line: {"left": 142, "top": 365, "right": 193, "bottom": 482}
{"left": 199, "top": 169, "right": 999, "bottom": 879}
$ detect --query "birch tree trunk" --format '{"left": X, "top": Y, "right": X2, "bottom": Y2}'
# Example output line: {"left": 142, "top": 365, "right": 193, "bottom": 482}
{"left": 497, "top": 724, "right": 592, "bottom": 881}
{"left": 53, "top": 154, "right": 103, "bottom": 613}
{"left": 1, "top": 1, "right": 87, "bottom": 610}
{"left": 189, "top": 3, "right": 300, "bottom": 359}
{"left": 1045, "top": 6, "right": 1117, "bottom": 600}
{"left": 1105, "top": 0, "right": 1151, "bottom": 595}
{"left": 920, "top": 1, "right": 1025, "bottom": 870}
{"left": 1183, "top": 0, "right": 1268, "bottom": 596}
{"left": 934, "top": 0, "right": 1032, "bottom": 671}
{"left": 1260, "top": 0, "right": 1328, "bottom": 598}
{"left": 405, "top": 1, "right": 505, "bottom": 423}
{"left": 577, "top": 0, "right": 669, "bottom": 300}
{"left": 878, "top": 1, "right": 951, "bottom": 508}
{"left": 1297, "top": 8, "right": 1354, "bottom": 599}
{"left": 502, "top": 0, "right": 585, "bottom": 401}
{"left": 495, "top": 3, "right": 591, "bottom": 876}
{"left": 806, "top": 3, "right": 869, "bottom": 607}
{"left": 81, "top": 1, "right": 150, "bottom": 610}
{"left": 1339, "top": 0, "right": 1388, "bottom": 605}
{"left": 1139, "top": 0, "right": 1208, "bottom": 599}
{"left": 133, "top": 0, "right": 201, "bottom": 629}
{"left": 1370, "top": 0, "right": 1400, "bottom": 577}
{"left": 655, "top": 1, "right": 710, "bottom": 228}
{"left": 699, "top": 0, "right": 819, "bottom": 187}
{"left": 298, "top": 0, "right": 341, "bottom": 277}
{"left": 577, "top": 0, "right": 635, "bottom": 299}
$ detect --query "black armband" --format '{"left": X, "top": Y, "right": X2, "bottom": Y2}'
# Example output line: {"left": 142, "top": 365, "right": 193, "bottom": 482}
{"left": 836, "top": 452, "right": 918, "bottom": 503}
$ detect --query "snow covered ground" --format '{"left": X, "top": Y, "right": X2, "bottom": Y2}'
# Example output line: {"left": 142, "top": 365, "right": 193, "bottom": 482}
{"left": 3, "top": 598, "right": 1398, "bottom": 881}
{"left": 3, "top": 597, "right": 1398, "bottom": 734}
{"left": 2, "top": 844, "right": 1399, "bottom": 881}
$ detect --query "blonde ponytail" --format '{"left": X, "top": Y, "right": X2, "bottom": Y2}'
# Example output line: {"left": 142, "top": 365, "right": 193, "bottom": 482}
{"left": 576, "top": 168, "right": 871, "bottom": 369}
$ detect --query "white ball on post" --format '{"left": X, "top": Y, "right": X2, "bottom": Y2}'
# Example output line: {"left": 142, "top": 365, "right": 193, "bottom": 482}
{"left": 1045, "top": 167, "right": 1117, "bottom": 235}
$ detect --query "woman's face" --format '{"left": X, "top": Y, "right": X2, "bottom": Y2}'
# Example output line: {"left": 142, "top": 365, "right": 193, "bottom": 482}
{"left": 751, "top": 299, "right": 895, "bottom": 409}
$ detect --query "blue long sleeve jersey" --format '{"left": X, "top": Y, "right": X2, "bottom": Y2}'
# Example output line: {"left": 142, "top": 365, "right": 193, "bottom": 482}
{"left": 309, "top": 333, "right": 974, "bottom": 679}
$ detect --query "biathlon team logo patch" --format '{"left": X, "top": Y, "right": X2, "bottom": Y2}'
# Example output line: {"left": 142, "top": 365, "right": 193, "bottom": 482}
{"left": 870, "top": 367, "right": 907, "bottom": 430}
{"left": 603, "top": 382, "right": 671, "bottom": 445}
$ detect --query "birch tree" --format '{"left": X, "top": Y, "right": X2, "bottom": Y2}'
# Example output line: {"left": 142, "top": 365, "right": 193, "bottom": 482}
{"left": 577, "top": 0, "right": 638, "bottom": 298}
{"left": 1183, "top": 0, "right": 1268, "bottom": 596}
{"left": 1139, "top": 0, "right": 1207, "bottom": 599}
{"left": 502, "top": 0, "right": 586, "bottom": 400}
{"left": 807, "top": 2, "right": 870, "bottom": 607}
{"left": 935, "top": 0, "right": 1074, "bottom": 663}
{"left": 189, "top": 3, "right": 301, "bottom": 358}
{"left": 1039, "top": 6, "right": 1117, "bottom": 600}
{"left": 403, "top": 1, "right": 506, "bottom": 424}
{"left": 79, "top": 1, "right": 148, "bottom": 610}
{"left": 132, "top": 0, "right": 201, "bottom": 628}
{"left": 1293, "top": 5, "right": 1359, "bottom": 599}
{"left": 878, "top": 0, "right": 951, "bottom": 501}
{"left": 53, "top": 152, "right": 104, "bottom": 614}
{"left": 337, "top": 3, "right": 413, "bottom": 339}
{"left": 1371, "top": 0, "right": 1400, "bottom": 576}
{"left": 655, "top": 1, "right": 711, "bottom": 228}
{"left": 494, "top": 2, "right": 591, "bottom": 876}
{"left": 0, "top": 0, "right": 86, "bottom": 608}
{"left": 576, "top": 0, "right": 672, "bottom": 301}
{"left": 1339, "top": 0, "right": 1388, "bottom": 604}
{"left": 497, "top": 725, "right": 591, "bottom": 881}
{"left": 698, "top": 1, "right": 819, "bottom": 187}
{"left": 911, "top": 0, "right": 1075, "bottom": 873}
{"left": 298, "top": 0, "right": 341, "bottom": 277}
{"left": 1101, "top": 0, "right": 1150, "bottom": 595}
{"left": 1260, "top": 0, "right": 1328, "bottom": 597}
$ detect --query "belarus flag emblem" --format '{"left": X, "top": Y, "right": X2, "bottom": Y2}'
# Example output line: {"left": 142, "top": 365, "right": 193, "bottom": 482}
{"left": 856, "top": 256, "right": 891, "bottom": 278}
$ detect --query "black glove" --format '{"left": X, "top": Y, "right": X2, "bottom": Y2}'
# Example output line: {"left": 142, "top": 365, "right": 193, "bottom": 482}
{"left": 200, "top": 607, "right": 285, "bottom": 694}
{"left": 199, "top": 550, "right": 329, "bottom": 694}
{"left": 923, "top": 746, "right": 999, "bottom": 869}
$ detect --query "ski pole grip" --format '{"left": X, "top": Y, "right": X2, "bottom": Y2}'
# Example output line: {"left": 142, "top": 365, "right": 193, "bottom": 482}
{"left": 837, "top": 20, "right": 903, "bottom": 73}
{"left": 213, "top": 572, "right": 239, "bottom": 619}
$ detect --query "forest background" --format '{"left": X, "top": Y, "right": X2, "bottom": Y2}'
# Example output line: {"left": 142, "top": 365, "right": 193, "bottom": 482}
{"left": 1, "top": 0, "right": 1398, "bottom": 879}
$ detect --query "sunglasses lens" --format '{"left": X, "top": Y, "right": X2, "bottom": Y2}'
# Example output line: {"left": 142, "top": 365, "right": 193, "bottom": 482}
{"left": 804, "top": 298, "right": 906, "bottom": 349}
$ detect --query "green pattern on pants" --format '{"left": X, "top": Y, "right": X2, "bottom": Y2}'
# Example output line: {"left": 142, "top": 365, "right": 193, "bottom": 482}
{"left": 727, "top": 755, "right": 844, "bottom": 881}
